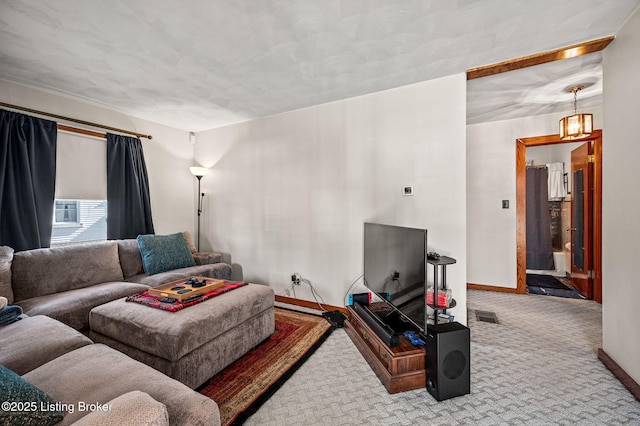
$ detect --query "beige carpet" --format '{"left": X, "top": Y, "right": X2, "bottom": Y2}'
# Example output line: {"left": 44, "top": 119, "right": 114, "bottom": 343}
{"left": 244, "top": 290, "right": 640, "bottom": 425}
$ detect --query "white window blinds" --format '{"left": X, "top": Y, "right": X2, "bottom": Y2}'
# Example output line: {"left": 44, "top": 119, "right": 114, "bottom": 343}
{"left": 55, "top": 131, "right": 107, "bottom": 200}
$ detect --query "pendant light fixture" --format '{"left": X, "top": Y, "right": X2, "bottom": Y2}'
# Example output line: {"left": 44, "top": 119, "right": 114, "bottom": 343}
{"left": 559, "top": 85, "right": 593, "bottom": 140}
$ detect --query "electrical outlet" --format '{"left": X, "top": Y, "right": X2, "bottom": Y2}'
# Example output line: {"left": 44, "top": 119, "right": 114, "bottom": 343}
{"left": 392, "top": 271, "right": 400, "bottom": 280}
{"left": 291, "top": 274, "right": 300, "bottom": 286}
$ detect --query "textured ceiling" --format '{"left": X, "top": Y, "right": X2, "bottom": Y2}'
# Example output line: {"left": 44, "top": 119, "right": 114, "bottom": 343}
{"left": 467, "top": 51, "right": 604, "bottom": 125}
{"left": 0, "top": 0, "right": 639, "bottom": 131}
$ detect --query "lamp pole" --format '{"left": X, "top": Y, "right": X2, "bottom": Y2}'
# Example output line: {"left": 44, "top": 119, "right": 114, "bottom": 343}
{"left": 196, "top": 175, "right": 203, "bottom": 251}
{"left": 189, "top": 166, "right": 210, "bottom": 252}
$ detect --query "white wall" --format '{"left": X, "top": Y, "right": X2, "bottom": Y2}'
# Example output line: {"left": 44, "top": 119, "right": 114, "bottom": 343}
{"left": 602, "top": 6, "right": 640, "bottom": 383}
{"left": 0, "top": 79, "right": 194, "bottom": 236}
{"left": 466, "top": 108, "right": 602, "bottom": 288}
{"left": 195, "top": 74, "right": 468, "bottom": 323}
{"left": 527, "top": 141, "right": 584, "bottom": 168}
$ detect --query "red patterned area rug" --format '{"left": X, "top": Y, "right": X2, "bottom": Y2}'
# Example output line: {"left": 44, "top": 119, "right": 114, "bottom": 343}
{"left": 198, "top": 308, "right": 333, "bottom": 426}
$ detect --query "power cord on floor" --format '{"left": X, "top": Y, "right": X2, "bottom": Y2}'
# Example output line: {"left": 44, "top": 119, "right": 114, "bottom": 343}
{"left": 292, "top": 272, "right": 327, "bottom": 312}
{"left": 291, "top": 272, "right": 349, "bottom": 328}
{"left": 284, "top": 281, "right": 298, "bottom": 298}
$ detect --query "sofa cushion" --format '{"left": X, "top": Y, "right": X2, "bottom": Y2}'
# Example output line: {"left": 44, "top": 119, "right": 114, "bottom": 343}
{"left": 0, "top": 315, "right": 92, "bottom": 375}
{"left": 18, "top": 281, "right": 149, "bottom": 331}
{"left": 0, "top": 246, "right": 14, "bottom": 304}
{"left": 11, "top": 241, "right": 124, "bottom": 302}
{"left": 116, "top": 239, "right": 145, "bottom": 278}
{"left": 126, "top": 263, "right": 232, "bottom": 287}
{"left": 0, "top": 364, "right": 64, "bottom": 426}
{"left": 71, "top": 391, "right": 169, "bottom": 426}
{"left": 137, "top": 233, "right": 196, "bottom": 275}
{"left": 23, "top": 344, "right": 220, "bottom": 426}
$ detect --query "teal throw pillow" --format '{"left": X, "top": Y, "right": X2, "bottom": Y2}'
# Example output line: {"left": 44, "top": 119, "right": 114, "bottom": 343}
{"left": 0, "top": 364, "right": 64, "bottom": 425}
{"left": 137, "top": 233, "right": 196, "bottom": 275}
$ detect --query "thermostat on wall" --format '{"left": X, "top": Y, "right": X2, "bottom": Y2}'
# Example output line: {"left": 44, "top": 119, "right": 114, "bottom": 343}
{"left": 403, "top": 186, "right": 414, "bottom": 196}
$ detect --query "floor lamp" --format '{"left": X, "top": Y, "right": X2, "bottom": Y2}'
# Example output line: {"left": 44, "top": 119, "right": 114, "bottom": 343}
{"left": 189, "top": 166, "right": 209, "bottom": 251}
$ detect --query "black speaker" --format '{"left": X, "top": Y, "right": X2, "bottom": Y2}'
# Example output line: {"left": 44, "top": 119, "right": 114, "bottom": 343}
{"left": 425, "top": 322, "right": 470, "bottom": 401}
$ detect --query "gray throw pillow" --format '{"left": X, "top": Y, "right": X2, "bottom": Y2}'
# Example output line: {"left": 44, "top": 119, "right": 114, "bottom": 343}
{"left": 182, "top": 231, "right": 198, "bottom": 253}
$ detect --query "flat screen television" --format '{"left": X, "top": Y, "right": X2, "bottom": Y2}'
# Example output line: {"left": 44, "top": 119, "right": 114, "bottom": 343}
{"left": 363, "top": 222, "right": 427, "bottom": 334}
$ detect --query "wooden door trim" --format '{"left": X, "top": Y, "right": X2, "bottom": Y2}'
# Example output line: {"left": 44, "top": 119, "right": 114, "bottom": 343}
{"left": 515, "top": 130, "right": 602, "bottom": 301}
{"left": 593, "top": 134, "right": 603, "bottom": 303}
{"left": 570, "top": 143, "right": 594, "bottom": 298}
{"left": 467, "top": 36, "right": 614, "bottom": 80}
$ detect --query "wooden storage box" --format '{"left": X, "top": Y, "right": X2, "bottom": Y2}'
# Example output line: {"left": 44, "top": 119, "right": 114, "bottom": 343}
{"left": 344, "top": 305, "right": 426, "bottom": 393}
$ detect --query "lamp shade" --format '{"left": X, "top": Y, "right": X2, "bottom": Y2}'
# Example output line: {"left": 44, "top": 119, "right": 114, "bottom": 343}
{"left": 559, "top": 113, "right": 593, "bottom": 140}
{"left": 189, "top": 166, "right": 209, "bottom": 177}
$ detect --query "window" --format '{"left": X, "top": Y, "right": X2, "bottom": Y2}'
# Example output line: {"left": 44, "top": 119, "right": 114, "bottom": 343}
{"left": 51, "top": 132, "right": 108, "bottom": 245}
{"left": 51, "top": 199, "right": 107, "bottom": 245}
{"left": 54, "top": 200, "right": 79, "bottom": 224}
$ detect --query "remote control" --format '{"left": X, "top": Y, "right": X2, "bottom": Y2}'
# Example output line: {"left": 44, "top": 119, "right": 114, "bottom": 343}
{"left": 183, "top": 294, "right": 203, "bottom": 302}
{"left": 427, "top": 252, "right": 440, "bottom": 260}
{"left": 192, "top": 280, "right": 206, "bottom": 288}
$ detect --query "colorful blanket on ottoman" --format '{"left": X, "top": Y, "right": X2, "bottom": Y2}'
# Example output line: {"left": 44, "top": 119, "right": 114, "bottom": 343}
{"left": 126, "top": 281, "right": 248, "bottom": 312}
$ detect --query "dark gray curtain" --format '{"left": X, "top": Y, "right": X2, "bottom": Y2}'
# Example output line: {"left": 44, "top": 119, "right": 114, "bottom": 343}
{"left": 526, "top": 167, "right": 555, "bottom": 270}
{"left": 106, "top": 133, "right": 154, "bottom": 239}
{"left": 0, "top": 110, "right": 57, "bottom": 251}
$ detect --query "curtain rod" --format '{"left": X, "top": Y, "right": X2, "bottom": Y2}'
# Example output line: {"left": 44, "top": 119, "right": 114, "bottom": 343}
{"left": 57, "top": 124, "right": 107, "bottom": 140}
{"left": 0, "top": 101, "right": 152, "bottom": 140}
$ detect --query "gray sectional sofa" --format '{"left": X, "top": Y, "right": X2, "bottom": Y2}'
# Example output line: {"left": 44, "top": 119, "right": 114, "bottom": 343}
{"left": 0, "top": 235, "right": 275, "bottom": 425}
{"left": 4, "top": 236, "right": 232, "bottom": 331}
{"left": 0, "top": 315, "right": 220, "bottom": 425}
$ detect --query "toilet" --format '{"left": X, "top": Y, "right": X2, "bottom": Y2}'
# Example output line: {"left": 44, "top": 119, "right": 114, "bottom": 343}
{"left": 564, "top": 242, "right": 572, "bottom": 276}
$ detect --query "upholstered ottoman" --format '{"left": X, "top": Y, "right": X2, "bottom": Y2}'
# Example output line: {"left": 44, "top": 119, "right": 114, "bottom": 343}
{"left": 89, "top": 283, "right": 274, "bottom": 389}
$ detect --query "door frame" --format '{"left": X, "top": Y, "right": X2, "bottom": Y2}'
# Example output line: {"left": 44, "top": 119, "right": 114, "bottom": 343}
{"left": 515, "top": 130, "right": 602, "bottom": 302}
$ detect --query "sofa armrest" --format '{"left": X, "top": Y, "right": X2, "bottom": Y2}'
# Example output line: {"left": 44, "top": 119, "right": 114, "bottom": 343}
{"left": 192, "top": 251, "right": 222, "bottom": 265}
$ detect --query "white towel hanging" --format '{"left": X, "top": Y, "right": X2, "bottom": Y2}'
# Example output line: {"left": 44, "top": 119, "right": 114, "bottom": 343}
{"left": 547, "top": 162, "right": 567, "bottom": 200}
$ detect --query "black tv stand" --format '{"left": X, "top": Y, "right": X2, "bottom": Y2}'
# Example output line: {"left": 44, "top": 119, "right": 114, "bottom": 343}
{"left": 345, "top": 304, "right": 426, "bottom": 393}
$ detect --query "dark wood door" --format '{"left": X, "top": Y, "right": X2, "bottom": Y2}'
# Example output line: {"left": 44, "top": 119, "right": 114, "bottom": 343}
{"left": 570, "top": 142, "right": 594, "bottom": 298}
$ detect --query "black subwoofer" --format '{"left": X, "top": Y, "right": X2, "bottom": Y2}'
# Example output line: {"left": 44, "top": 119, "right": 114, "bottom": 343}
{"left": 425, "top": 321, "right": 470, "bottom": 401}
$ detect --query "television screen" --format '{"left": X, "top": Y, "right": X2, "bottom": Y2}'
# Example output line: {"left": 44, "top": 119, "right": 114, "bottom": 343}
{"left": 363, "top": 222, "right": 427, "bottom": 333}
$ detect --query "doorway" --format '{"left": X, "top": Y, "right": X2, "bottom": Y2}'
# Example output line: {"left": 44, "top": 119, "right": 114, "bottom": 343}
{"left": 515, "top": 130, "right": 602, "bottom": 302}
